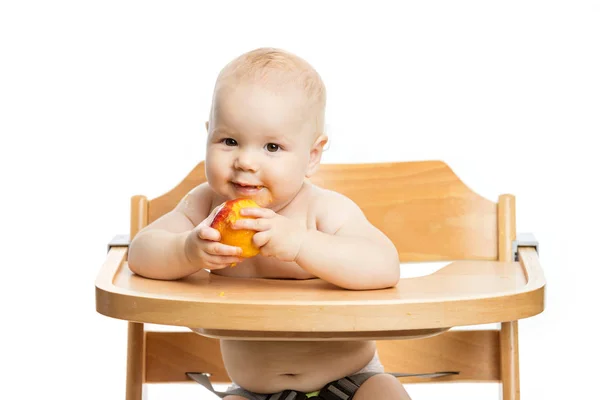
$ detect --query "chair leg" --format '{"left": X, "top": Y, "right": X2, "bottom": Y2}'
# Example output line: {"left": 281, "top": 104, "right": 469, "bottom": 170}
{"left": 500, "top": 321, "right": 520, "bottom": 400}
{"left": 126, "top": 322, "right": 145, "bottom": 400}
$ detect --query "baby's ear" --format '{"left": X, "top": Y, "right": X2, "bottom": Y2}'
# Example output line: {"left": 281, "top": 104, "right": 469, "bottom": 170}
{"left": 305, "top": 134, "right": 328, "bottom": 178}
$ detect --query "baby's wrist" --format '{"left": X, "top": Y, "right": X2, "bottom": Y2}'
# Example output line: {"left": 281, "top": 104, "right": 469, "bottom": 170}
{"left": 180, "top": 231, "right": 199, "bottom": 268}
{"left": 293, "top": 227, "right": 310, "bottom": 264}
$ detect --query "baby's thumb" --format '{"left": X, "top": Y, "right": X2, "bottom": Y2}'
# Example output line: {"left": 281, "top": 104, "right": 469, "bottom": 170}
{"left": 196, "top": 204, "right": 223, "bottom": 241}
{"left": 196, "top": 224, "right": 220, "bottom": 242}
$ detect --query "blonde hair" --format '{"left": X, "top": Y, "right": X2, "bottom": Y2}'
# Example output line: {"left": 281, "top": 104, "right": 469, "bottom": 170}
{"left": 212, "top": 47, "right": 326, "bottom": 134}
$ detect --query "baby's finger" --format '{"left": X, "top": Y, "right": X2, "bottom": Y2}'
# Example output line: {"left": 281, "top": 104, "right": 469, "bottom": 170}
{"left": 206, "top": 254, "right": 245, "bottom": 265}
{"left": 206, "top": 242, "right": 243, "bottom": 256}
{"left": 203, "top": 261, "right": 230, "bottom": 271}
{"left": 240, "top": 207, "right": 275, "bottom": 218}
{"left": 252, "top": 231, "right": 270, "bottom": 248}
{"left": 233, "top": 218, "right": 271, "bottom": 231}
{"left": 197, "top": 226, "right": 220, "bottom": 241}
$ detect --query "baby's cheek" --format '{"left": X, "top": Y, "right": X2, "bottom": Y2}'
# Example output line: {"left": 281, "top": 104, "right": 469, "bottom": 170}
{"left": 206, "top": 157, "right": 228, "bottom": 181}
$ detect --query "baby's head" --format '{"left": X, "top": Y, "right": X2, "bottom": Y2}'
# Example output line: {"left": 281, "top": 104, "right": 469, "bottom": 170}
{"left": 211, "top": 47, "right": 326, "bottom": 136}
{"left": 205, "top": 48, "right": 328, "bottom": 210}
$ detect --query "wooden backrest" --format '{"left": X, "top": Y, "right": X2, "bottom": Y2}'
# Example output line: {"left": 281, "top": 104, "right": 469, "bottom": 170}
{"left": 146, "top": 160, "right": 499, "bottom": 262}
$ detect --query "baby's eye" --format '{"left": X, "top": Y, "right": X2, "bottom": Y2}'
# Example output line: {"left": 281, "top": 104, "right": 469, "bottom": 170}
{"left": 223, "top": 138, "right": 237, "bottom": 146}
{"left": 265, "top": 143, "right": 280, "bottom": 152}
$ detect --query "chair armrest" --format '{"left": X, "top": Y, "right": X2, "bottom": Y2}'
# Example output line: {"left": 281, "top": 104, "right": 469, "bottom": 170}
{"left": 95, "top": 244, "right": 129, "bottom": 313}
{"left": 516, "top": 246, "right": 546, "bottom": 291}
{"left": 513, "top": 232, "right": 545, "bottom": 290}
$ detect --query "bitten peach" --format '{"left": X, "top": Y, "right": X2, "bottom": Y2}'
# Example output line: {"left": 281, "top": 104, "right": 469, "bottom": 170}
{"left": 209, "top": 198, "right": 261, "bottom": 258}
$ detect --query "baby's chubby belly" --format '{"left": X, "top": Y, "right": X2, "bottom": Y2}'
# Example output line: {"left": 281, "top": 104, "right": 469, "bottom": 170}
{"left": 220, "top": 340, "right": 377, "bottom": 394}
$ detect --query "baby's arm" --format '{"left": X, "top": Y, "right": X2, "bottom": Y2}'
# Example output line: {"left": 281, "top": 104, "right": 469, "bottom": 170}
{"left": 127, "top": 184, "right": 243, "bottom": 280}
{"left": 295, "top": 192, "right": 400, "bottom": 290}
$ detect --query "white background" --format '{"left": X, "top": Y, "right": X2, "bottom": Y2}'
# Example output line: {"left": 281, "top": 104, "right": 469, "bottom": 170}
{"left": 1, "top": 1, "right": 598, "bottom": 399}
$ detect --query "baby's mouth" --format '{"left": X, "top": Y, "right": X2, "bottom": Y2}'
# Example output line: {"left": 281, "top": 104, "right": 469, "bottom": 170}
{"left": 232, "top": 182, "right": 264, "bottom": 192}
{"left": 232, "top": 182, "right": 263, "bottom": 189}
{"left": 231, "top": 182, "right": 272, "bottom": 206}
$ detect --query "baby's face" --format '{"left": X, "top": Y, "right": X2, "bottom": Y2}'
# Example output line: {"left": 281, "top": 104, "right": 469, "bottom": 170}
{"left": 206, "top": 82, "right": 319, "bottom": 210}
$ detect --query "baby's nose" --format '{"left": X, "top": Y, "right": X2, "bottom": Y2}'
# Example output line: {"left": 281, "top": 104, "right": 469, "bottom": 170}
{"left": 234, "top": 150, "right": 259, "bottom": 171}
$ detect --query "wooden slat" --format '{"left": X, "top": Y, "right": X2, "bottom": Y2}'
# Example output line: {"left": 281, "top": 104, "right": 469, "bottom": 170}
{"left": 144, "top": 330, "right": 499, "bottom": 384}
{"left": 498, "top": 194, "right": 520, "bottom": 400}
{"left": 125, "top": 195, "right": 148, "bottom": 400}
{"left": 145, "top": 332, "right": 229, "bottom": 384}
{"left": 147, "top": 160, "right": 498, "bottom": 262}
{"left": 309, "top": 162, "right": 498, "bottom": 262}
{"left": 378, "top": 330, "right": 500, "bottom": 383}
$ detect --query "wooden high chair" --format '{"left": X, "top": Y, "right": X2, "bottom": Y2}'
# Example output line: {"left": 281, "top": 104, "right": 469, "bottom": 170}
{"left": 95, "top": 160, "right": 545, "bottom": 400}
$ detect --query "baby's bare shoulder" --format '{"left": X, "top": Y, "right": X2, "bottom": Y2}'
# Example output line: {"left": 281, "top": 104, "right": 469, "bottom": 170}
{"left": 308, "top": 185, "right": 365, "bottom": 234}
{"left": 174, "top": 182, "right": 218, "bottom": 225}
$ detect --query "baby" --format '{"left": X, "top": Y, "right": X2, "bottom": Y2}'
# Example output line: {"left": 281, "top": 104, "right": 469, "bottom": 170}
{"left": 128, "top": 47, "right": 411, "bottom": 400}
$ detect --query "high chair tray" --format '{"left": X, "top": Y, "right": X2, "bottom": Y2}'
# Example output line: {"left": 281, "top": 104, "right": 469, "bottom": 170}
{"left": 95, "top": 246, "right": 544, "bottom": 340}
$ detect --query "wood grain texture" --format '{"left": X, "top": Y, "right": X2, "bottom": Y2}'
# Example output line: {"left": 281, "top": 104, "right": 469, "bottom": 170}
{"left": 145, "top": 332, "right": 229, "bottom": 383}
{"left": 378, "top": 329, "right": 501, "bottom": 383}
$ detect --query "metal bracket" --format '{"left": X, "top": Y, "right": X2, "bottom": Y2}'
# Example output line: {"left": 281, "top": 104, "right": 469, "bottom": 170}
{"left": 107, "top": 234, "right": 130, "bottom": 253}
{"left": 512, "top": 232, "right": 539, "bottom": 261}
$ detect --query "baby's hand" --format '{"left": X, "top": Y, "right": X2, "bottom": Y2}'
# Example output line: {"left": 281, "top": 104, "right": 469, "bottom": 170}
{"left": 233, "top": 207, "right": 308, "bottom": 262}
{"left": 185, "top": 213, "right": 244, "bottom": 270}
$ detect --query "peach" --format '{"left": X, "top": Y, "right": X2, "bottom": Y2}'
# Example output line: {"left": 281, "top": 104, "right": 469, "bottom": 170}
{"left": 209, "top": 198, "right": 261, "bottom": 258}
